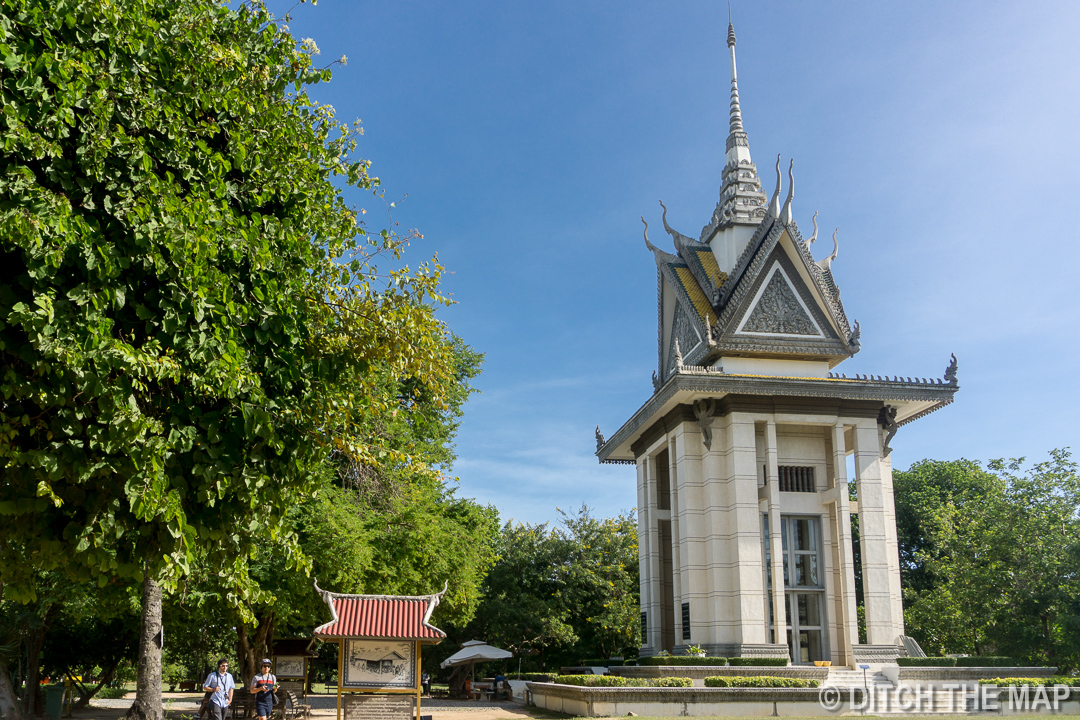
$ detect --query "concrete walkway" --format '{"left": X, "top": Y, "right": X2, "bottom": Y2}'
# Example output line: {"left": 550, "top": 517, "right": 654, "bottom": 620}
{"left": 86, "top": 692, "right": 541, "bottom": 720}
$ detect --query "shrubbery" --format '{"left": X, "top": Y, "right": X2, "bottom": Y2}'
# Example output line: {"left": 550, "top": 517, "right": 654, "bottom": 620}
{"left": 580, "top": 659, "right": 623, "bottom": 666}
{"left": 551, "top": 675, "right": 694, "bottom": 688}
{"left": 98, "top": 687, "right": 130, "bottom": 699}
{"left": 728, "top": 657, "right": 789, "bottom": 666}
{"left": 635, "top": 655, "right": 787, "bottom": 666}
{"left": 954, "top": 656, "right": 1022, "bottom": 667}
{"left": 554, "top": 675, "right": 634, "bottom": 687}
{"left": 651, "top": 677, "right": 693, "bottom": 687}
{"left": 704, "top": 676, "right": 818, "bottom": 688}
{"left": 638, "top": 656, "right": 728, "bottom": 666}
{"left": 977, "top": 677, "right": 1080, "bottom": 687}
{"left": 898, "top": 656, "right": 1027, "bottom": 667}
{"left": 518, "top": 673, "right": 557, "bottom": 682}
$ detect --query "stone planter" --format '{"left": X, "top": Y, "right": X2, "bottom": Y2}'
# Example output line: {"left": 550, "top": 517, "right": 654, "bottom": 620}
{"left": 527, "top": 683, "right": 847, "bottom": 718}
{"left": 610, "top": 665, "right": 828, "bottom": 687}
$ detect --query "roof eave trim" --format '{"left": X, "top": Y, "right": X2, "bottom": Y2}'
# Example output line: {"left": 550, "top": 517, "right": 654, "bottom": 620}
{"left": 596, "top": 372, "right": 958, "bottom": 463}
{"left": 311, "top": 579, "right": 449, "bottom": 640}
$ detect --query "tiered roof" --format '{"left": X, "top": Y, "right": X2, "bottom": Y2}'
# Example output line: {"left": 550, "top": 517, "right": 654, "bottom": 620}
{"left": 595, "top": 22, "right": 959, "bottom": 464}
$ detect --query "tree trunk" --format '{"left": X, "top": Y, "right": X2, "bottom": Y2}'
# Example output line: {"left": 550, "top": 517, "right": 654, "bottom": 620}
{"left": 236, "top": 612, "right": 274, "bottom": 682}
{"left": 22, "top": 623, "right": 45, "bottom": 717}
{"left": 236, "top": 623, "right": 250, "bottom": 686}
{"left": 125, "top": 575, "right": 163, "bottom": 720}
{"left": 70, "top": 662, "right": 118, "bottom": 710}
{"left": 0, "top": 659, "right": 25, "bottom": 720}
{"left": 447, "top": 665, "right": 469, "bottom": 697}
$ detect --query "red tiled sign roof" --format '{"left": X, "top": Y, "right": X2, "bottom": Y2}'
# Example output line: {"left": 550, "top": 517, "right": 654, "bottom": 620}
{"left": 312, "top": 588, "right": 446, "bottom": 641}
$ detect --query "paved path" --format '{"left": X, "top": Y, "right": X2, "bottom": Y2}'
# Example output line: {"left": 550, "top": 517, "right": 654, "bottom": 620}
{"left": 90, "top": 695, "right": 525, "bottom": 715}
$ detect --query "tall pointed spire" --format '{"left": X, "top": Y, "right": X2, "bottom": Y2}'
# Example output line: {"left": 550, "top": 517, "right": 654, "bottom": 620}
{"left": 727, "top": 23, "right": 747, "bottom": 143}
{"left": 702, "top": 20, "right": 768, "bottom": 245}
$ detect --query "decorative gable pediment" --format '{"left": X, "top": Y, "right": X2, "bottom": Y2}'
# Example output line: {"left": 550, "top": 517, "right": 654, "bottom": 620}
{"left": 710, "top": 222, "right": 856, "bottom": 362}
{"left": 736, "top": 263, "right": 824, "bottom": 337}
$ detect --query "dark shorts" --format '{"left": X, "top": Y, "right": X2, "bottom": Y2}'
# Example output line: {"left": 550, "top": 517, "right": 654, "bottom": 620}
{"left": 208, "top": 703, "right": 229, "bottom": 720}
{"left": 255, "top": 696, "right": 274, "bottom": 717}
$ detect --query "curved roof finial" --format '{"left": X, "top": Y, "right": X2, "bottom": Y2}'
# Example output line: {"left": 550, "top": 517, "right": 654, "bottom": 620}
{"left": 780, "top": 159, "right": 795, "bottom": 224}
{"left": 767, "top": 154, "right": 782, "bottom": 219}
{"left": 641, "top": 216, "right": 659, "bottom": 253}
{"left": 817, "top": 228, "right": 839, "bottom": 272}
{"left": 806, "top": 211, "right": 819, "bottom": 246}
{"left": 660, "top": 200, "right": 695, "bottom": 247}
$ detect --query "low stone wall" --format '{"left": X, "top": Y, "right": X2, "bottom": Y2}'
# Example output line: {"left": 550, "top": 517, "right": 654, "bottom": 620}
{"left": 526, "top": 681, "right": 1080, "bottom": 717}
{"left": 526, "top": 682, "right": 849, "bottom": 717}
{"left": 885, "top": 666, "right": 1059, "bottom": 688}
{"left": 611, "top": 665, "right": 828, "bottom": 686}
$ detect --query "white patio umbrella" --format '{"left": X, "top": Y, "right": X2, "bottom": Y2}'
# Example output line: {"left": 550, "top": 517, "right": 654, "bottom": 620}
{"left": 440, "top": 640, "right": 513, "bottom": 669}
{"left": 441, "top": 640, "right": 513, "bottom": 690}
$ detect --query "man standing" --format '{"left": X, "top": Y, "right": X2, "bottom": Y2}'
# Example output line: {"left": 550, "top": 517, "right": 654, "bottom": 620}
{"left": 203, "top": 659, "right": 235, "bottom": 720}
{"left": 250, "top": 659, "right": 278, "bottom": 720}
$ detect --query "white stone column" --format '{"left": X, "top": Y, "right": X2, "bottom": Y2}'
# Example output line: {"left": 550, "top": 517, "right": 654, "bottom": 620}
{"left": 673, "top": 423, "right": 708, "bottom": 647}
{"left": 702, "top": 416, "right": 733, "bottom": 649}
{"left": 878, "top": 452, "right": 906, "bottom": 637}
{"left": 764, "top": 420, "right": 787, "bottom": 647}
{"left": 830, "top": 423, "right": 858, "bottom": 666}
{"left": 646, "top": 452, "right": 665, "bottom": 652}
{"left": 636, "top": 455, "right": 654, "bottom": 653}
{"left": 728, "top": 411, "right": 767, "bottom": 645}
{"left": 852, "top": 422, "right": 900, "bottom": 646}
{"left": 668, "top": 436, "right": 684, "bottom": 644}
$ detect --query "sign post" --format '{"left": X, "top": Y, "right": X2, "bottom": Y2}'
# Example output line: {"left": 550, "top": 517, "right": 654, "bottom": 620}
{"left": 312, "top": 582, "right": 447, "bottom": 720}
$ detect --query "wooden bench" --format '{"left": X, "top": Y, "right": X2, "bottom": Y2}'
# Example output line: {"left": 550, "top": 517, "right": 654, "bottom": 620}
{"left": 230, "top": 689, "right": 254, "bottom": 719}
{"left": 277, "top": 681, "right": 306, "bottom": 701}
{"left": 282, "top": 690, "right": 310, "bottom": 720}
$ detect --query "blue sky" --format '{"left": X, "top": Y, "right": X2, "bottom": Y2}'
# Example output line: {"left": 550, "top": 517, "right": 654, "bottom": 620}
{"left": 272, "top": 1, "right": 1080, "bottom": 526}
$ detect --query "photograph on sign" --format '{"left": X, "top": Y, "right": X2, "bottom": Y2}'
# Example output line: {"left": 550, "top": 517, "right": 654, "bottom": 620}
{"left": 342, "top": 639, "right": 415, "bottom": 688}
{"left": 274, "top": 656, "right": 305, "bottom": 679}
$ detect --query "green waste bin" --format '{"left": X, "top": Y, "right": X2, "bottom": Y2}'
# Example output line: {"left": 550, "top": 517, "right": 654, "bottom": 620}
{"left": 44, "top": 684, "right": 65, "bottom": 720}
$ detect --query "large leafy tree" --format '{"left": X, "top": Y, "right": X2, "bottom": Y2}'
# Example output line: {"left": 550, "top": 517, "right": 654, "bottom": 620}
{"left": 892, "top": 459, "right": 1001, "bottom": 597}
{"left": 158, "top": 338, "right": 499, "bottom": 682}
{"left": 0, "top": 1, "right": 458, "bottom": 718}
{"left": 900, "top": 451, "right": 1080, "bottom": 670}
{"left": 446, "top": 506, "right": 639, "bottom": 675}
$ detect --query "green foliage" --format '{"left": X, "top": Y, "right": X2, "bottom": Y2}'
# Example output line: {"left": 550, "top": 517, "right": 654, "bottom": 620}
{"left": 898, "top": 451, "right": 1080, "bottom": 671}
{"left": 637, "top": 656, "right": 727, "bottom": 666}
{"left": 704, "top": 676, "right": 818, "bottom": 688}
{"left": 98, "top": 687, "right": 130, "bottom": 700}
{"left": 727, "top": 657, "right": 788, "bottom": 666}
{"left": 954, "top": 656, "right": 1023, "bottom": 667}
{"left": 977, "top": 677, "right": 1080, "bottom": 687}
{"left": 893, "top": 460, "right": 1001, "bottom": 597}
{"left": 40, "top": 583, "right": 140, "bottom": 680}
{"left": 550, "top": 675, "right": 698, "bottom": 689}
{"left": 896, "top": 657, "right": 956, "bottom": 667}
{"left": 650, "top": 677, "right": 693, "bottom": 687}
{"left": 444, "top": 505, "right": 639, "bottom": 672}
{"left": 517, "top": 673, "right": 556, "bottom": 682}
{"left": 0, "top": 0, "right": 461, "bottom": 609}
{"left": 552, "top": 674, "right": 635, "bottom": 687}
{"left": 580, "top": 659, "right": 622, "bottom": 667}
